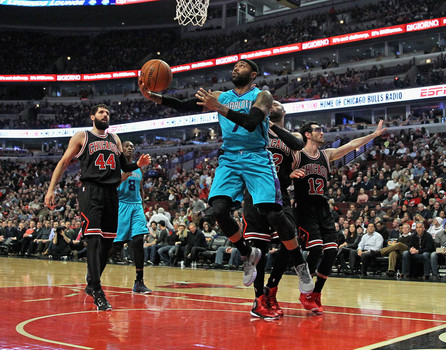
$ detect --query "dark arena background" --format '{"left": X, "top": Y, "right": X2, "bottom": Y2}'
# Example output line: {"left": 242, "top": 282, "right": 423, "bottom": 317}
{"left": 1, "top": 0, "right": 446, "bottom": 349}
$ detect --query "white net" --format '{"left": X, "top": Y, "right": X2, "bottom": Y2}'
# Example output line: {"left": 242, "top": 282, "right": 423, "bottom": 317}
{"left": 175, "top": 0, "right": 209, "bottom": 27}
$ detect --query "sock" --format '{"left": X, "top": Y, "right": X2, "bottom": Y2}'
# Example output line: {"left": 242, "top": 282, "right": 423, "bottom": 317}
{"left": 267, "top": 245, "right": 289, "bottom": 289}
{"left": 136, "top": 269, "right": 143, "bottom": 281}
{"left": 252, "top": 240, "right": 268, "bottom": 298}
{"left": 313, "top": 274, "right": 327, "bottom": 294}
{"left": 233, "top": 237, "right": 251, "bottom": 257}
{"left": 289, "top": 247, "right": 305, "bottom": 267}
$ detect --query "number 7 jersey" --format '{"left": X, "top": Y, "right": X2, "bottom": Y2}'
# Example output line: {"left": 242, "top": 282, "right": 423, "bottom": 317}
{"left": 292, "top": 149, "right": 331, "bottom": 202}
{"left": 76, "top": 131, "right": 122, "bottom": 186}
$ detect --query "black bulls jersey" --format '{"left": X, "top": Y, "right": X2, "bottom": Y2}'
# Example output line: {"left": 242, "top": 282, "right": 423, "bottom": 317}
{"left": 293, "top": 149, "right": 330, "bottom": 203}
{"left": 268, "top": 129, "right": 296, "bottom": 206}
{"left": 76, "top": 131, "right": 122, "bottom": 185}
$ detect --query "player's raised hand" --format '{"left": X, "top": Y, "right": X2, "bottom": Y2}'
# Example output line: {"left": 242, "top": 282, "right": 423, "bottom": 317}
{"left": 137, "top": 154, "right": 151, "bottom": 167}
{"left": 196, "top": 88, "right": 220, "bottom": 111}
{"left": 372, "top": 119, "right": 387, "bottom": 138}
{"left": 138, "top": 78, "right": 158, "bottom": 102}
{"left": 290, "top": 168, "right": 305, "bottom": 179}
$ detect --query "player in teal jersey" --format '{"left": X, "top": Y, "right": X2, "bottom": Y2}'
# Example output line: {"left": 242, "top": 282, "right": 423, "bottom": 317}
{"left": 140, "top": 59, "right": 313, "bottom": 296}
{"left": 110, "top": 141, "right": 151, "bottom": 294}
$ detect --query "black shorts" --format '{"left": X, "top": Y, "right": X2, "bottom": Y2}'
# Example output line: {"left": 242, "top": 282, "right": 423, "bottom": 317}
{"left": 243, "top": 193, "right": 295, "bottom": 242}
{"left": 294, "top": 200, "right": 337, "bottom": 251}
{"left": 79, "top": 182, "right": 118, "bottom": 239}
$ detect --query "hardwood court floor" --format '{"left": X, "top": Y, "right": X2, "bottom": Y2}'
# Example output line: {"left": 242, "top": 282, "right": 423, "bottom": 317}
{"left": 1, "top": 257, "right": 445, "bottom": 350}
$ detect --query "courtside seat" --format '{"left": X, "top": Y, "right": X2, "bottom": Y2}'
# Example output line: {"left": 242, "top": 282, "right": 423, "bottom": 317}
{"left": 198, "top": 236, "right": 228, "bottom": 267}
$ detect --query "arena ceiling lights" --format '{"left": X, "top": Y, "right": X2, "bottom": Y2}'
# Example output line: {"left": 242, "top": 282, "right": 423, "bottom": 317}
{"left": 0, "top": 0, "right": 159, "bottom": 6}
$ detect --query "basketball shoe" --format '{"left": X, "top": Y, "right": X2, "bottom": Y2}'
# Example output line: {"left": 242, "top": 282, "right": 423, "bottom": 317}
{"left": 299, "top": 292, "right": 319, "bottom": 312}
{"left": 251, "top": 294, "right": 279, "bottom": 320}
{"left": 294, "top": 262, "right": 314, "bottom": 294}
{"left": 265, "top": 286, "right": 283, "bottom": 317}
{"left": 133, "top": 279, "right": 152, "bottom": 294}
{"left": 93, "top": 290, "right": 112, "bottom": 311}
{"left": 312, "top": 292, "right": 323, "bottom": 314}
{"left": 242, "top": 247, "right": 261, "bottom": 286}
{"left": 84, "top": 285, "right": 94, "bottom": 297}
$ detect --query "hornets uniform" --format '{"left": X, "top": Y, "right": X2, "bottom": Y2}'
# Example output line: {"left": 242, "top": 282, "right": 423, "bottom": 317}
{"left": 293, "top": 149, "right": 338, "bottom": 251}
{"left": 115, "top": 168, "right": 149, "bottom": 242}
{"left": 209, "top": 87, "right": 282, "bottom": 207}
{"left": 76, "top": 131, "right": 122, "bottom": 239}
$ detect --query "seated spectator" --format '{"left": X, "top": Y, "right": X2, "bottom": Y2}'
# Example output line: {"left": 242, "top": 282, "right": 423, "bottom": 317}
{"left": 388, "top": 218, "right": 402, "bottom": 239}
{"left": 212, "top": 241, "right": 241, "bottom": 270}
{"left": 19, "top": 220, "right": 36, "bottom": 256}
{"left": 430, "top": 228, "right": 446, "bottom": 281}
{"left": 427, "top": 217, "right": 444, "bottom": 240}
{"left": 143, "top": 221, "right": 159, "bottom": 263}
{"left": 170, "top": 222, "right": 189, "bottom": 266}
{"left": 202, "top": 221, "right": 217, "bottom": 242}
{"left": 401, "top": 222, "right": 435, "bottom": 279}
{"left": 375, "top": 223, "right": 412, "bottom": 277}
{"left": 148, "top": 220, "right": 168, "bottom": 265}
{"left": 337, "top": 224, "right": 362, "bottom": 274}
{"left": 184, "top": 222, "right": 206, "bottom": 266}
{"left": 32, "top": 220, "right": 52, "bottom": 255}
{"left": 349, "top": 223, "right": 384, "bottom": 275}
{"left": 157, "top": 223, "right": 179, "bottom": 266}
{"left": 357, "top": 188, "right": 369, "bottom": 204}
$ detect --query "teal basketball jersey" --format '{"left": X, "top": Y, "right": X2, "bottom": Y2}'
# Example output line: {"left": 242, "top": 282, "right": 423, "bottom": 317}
{"left": 218, "top": 87, "right": 269, "bottom": 152}
{"left": 117, "top": 168, "right": 143, "bottom": 204}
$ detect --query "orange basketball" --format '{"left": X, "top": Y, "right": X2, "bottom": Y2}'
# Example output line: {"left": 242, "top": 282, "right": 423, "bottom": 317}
{"left": 139, "top": 59, "right": 172, "bottom": 93}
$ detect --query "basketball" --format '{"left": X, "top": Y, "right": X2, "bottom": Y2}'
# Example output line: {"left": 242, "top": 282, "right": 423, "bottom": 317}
{"left": 139, "top": 59, "right": 172, "bottom": 92}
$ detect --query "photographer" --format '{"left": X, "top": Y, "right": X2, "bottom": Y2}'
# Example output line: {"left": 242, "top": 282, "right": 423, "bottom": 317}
{"left": 47, "top": 226, "right": 72, "bottom": 260}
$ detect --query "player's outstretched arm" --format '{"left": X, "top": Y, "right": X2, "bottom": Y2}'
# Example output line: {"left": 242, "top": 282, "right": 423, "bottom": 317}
{"left": 45, "top": 131, "right": 84, "bottom": 208}
{"left": 269, "top": 123, "right": 304, "bottom": 151}
{"left": 325, "top": 120, "right": 387, "bottom": 161}
{"left": 196, "top": 88, "right": 267, "bottom": 132}
{"left": 139, "top": 79, "right": 203, "bottom": 112}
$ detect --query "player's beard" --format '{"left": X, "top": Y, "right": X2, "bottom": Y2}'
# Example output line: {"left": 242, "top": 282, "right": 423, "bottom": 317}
{"left": 93, "top": 117, "right": 109, "bottom": 130}
{"left": 232, "top": 71, "right": 251, "bottom": 87}
{"left": 269, "top": 110, "right": 282, "bottom": 123}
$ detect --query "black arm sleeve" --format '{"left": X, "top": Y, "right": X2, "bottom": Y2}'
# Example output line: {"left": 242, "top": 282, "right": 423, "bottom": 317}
{"left": 270, "top": 124, "right": 304, "bottom": 151}
{"left": 226, "top": 107, "right": 265, "bottom": 132}
{"left": 161, "top": 95, "right": 203, "bottom": 112}
{"left": 120, "top": 153, "right": 139, "bottom": 172}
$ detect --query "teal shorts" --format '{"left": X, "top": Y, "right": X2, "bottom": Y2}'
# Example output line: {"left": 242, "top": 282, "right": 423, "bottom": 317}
{"left": 115, "top": 202, "right": 149, "bottom": 243}
{"left": 209, "top": 150, "right": 282, "bottom": 206}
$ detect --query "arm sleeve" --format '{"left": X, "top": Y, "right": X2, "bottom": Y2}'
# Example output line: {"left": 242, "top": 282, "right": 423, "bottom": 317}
{"left": 226, "top": 107, "right": 265, "bottom": 132}
{"left": 161, "top": 95, "right": 203, "bottom": 112}
{"left": 119, "top": 153, "right": 139, "bottom": 172}
{"left": 270, "top": 124, "right": 304, "bottom": 151}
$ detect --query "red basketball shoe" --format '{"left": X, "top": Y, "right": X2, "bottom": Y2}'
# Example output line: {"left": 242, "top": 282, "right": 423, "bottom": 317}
{"left": 251, "top": 295, "right": 279, "bottom": 320}
{"left": 265, "top": 286, "right": 284, "bottom": 317}
{"left": 299, "top": 292, "right": 319, "bottom": 312}
{"left": 312, "top": 292, "right": 323, "bottom": 315}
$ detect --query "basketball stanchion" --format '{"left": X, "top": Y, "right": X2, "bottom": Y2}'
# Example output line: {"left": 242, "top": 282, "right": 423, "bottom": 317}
{"left": 174, "top": 0, "right": 209, "bottom": 27}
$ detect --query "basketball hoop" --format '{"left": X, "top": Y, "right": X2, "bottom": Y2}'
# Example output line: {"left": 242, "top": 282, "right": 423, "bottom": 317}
{"left": 175, "top": 0, "right": 209, "bottom": 27}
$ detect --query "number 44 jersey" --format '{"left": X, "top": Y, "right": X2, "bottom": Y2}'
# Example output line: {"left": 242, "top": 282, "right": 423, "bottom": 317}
{"left": 76, "top": 131, "right": 122, "bottom": 186}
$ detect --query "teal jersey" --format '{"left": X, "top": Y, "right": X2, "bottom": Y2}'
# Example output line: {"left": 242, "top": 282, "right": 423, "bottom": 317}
{"left": 117, "top": 168, "right": 143, "bottom": 204}
{"left": 218, "top": 87, "right": 269, "bottom": 152}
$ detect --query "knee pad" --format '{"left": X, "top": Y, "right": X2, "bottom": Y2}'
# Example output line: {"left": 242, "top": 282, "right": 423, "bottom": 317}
{"left": 318, "top": 248, "right": 338, "bottom": 277}
{"left": 211, "top": 197, "right": 239, "bottom": 235}
{"left": 132, "top": 234, "right": 144, "bottom": 247}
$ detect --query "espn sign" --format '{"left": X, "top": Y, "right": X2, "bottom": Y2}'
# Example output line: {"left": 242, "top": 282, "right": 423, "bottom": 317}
{"left": 420, "top": 86, "right": 446, "bottom": 97}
